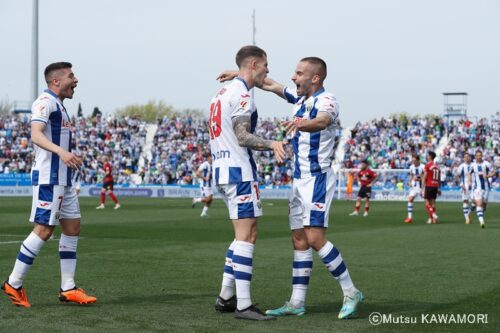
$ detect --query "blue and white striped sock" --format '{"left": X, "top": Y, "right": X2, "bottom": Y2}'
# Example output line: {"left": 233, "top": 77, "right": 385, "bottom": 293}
{"left": 8, "top": 232, "right": 45, "bottom": 289}
{"left": 318, "top": 241, "right": 355, "bottom": 296}
{"left": 463, "top": 203, "right": 470, "bottom": 219}
{"left": 476, "top": 207, "right": 484, "bottom": 223}
{"left": 290, "top": 248, "right": 313, "bottom": 308}
{"left": 407, "top": 202, "right": 413, "bottom": 218}
{"left": 219, "top": 240, "right": 236, "bottom": 300}
{"left": 59, "top": 234, "right": 78, "bottom": 291}
{"left": 232, "top": 240, "right": 254, "bottom": 310}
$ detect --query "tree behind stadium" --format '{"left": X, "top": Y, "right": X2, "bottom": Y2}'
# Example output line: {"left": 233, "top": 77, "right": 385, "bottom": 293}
{"left": 116, "top": 100, "right": 204, "bottom": 122}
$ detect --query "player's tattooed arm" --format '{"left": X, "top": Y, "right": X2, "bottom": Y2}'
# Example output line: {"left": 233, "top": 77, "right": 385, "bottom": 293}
{"left": 232, "top": 116, "right": 286, "bottom": 162}
{"left": 232, "top": 116, "right": 273, "bottom": 150}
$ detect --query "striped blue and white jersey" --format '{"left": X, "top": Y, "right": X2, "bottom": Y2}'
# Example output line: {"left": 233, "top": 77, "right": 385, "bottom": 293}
{"left": 283, "top": 87, "right": 339, "bottom": 179}
{"left": 409, "top": 164, "right": 425, "bottom": 188}
{"left": 30, "top": 89, "right": 72, "bottom": 186}
{"left": 210, "top": 78, "right": 258, "bottom": 185}
{"left": 469, "top": 161, "right": 492, "bottom": 191}
{"left": 456, "top": 162, "right": 472, "bottom": 186}
{"left": 198, "top": 161, "right": 212, "bottom": 187}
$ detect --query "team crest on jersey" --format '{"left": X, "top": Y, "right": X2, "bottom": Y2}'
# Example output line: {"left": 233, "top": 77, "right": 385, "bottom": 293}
{"left": 239, "top": 100, "right": 248, "bottom": 108}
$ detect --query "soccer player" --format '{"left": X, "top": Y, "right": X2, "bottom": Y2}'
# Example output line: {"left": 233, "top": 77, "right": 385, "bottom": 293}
{"left": 421, "top": 151, "right": 440, "bottom": 224}
{"left": 349, "top": 160, "right": 377, "bottom": 217}
{"left": 468, "top": 151, "right": 495, "bottom": 228}
{"left": 456, "top": 153, "right": 474, "bottom": 224}
{"left": 192, "top": 154, "right": 213, "bottom": 217}
{"left": 211, "top": 45, "right": 285, "bottom": 321}
{"left": 1, "top": 62, "right": 96, "bottom": 308}
{"left": 96, "top": 155, "right": 120, "bottom": 209}
{"left": 220, "top": 57, "right": 364, "bottom": 319}
{"left": 404, "top": 154, "right": 425, "bottom": 223}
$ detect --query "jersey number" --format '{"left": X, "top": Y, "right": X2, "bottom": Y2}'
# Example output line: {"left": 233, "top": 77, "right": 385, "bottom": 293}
{"left": 209, "top": 99, "right": 222, "bottom": 139}
{"left": 432, "top": 169, "right": 440, "bottom": 181}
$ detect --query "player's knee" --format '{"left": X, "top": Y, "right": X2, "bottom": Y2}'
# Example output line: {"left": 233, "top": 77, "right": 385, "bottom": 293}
{"left": 33, "top": 224, "right": 55, "bottom": 241}
{"left": 291, "top": 229, "right": 308, "bottom": 250}
{"left": 60, "top": 219, "right": 81, "bottom": 236}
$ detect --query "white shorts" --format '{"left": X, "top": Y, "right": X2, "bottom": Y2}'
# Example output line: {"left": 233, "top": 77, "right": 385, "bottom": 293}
{"left": 289, "top": 169, "right": 335, "bottom": 230}
{"left": 217, "top": 181, "right": 262, "bottom": 220}
{"left": 30, "top": 185, "right": 81, "bottom": 226}
{"left": 408, "top": 187, "right": 421, "bottom": 199}
{"left": 472, "top": 188, "right": 489, "bottom": 202}
{"left": 461, "top": 187, "right": 472, "bottom": 201}
{"left": 201, "top": 186, "right": 213, "bottom": 198}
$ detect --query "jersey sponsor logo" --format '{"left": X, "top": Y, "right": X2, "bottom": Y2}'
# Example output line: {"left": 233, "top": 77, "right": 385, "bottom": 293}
{"left": 239, "top": 100, "right": 248, "bottom": 108}
{"left": 212, "top": 150, "right": 231, "bottom": 160}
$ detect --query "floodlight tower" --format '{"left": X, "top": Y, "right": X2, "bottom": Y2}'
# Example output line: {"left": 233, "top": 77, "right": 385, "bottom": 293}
{"left": 443, "top": 92, "right": 467, "bottom": 125}
{"left": 31, "top": 0, "right": 39, "bottom": 102}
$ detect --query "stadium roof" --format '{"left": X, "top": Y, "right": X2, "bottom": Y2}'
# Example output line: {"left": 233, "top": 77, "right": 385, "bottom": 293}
{"left": 442, "top": 92, "right": 468, "bottom": 95}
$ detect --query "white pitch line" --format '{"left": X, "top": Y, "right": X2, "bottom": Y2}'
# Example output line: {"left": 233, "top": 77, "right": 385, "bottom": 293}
{"left": 0, "top": 235, "right": 27, "bottom": 238}
{"left": 0, "top": 241, "right": 22, "bottom": 245}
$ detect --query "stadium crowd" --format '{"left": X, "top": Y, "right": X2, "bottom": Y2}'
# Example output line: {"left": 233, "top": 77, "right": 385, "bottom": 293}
{"left": 1, "top": 112, "right": 498, "bottom": 189}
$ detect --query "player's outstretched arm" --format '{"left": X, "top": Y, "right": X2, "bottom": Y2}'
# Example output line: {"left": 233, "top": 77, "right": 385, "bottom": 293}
{"left": 31, "top": 122, "right": 82, "bottom": 169}
{"left": 233, "top": 116, "right": 285, "bottom": 163}
{"left": 282, "top": 112, "right": 332, "bottom": 136}
{"left": 216, "top": 70, "right": 238, "bottom": 82}
{"left": 260, "top": 78, "right": 286, "bottom": 99}
{"left": 216, "top": 71, "right": 286, "bottom": 99}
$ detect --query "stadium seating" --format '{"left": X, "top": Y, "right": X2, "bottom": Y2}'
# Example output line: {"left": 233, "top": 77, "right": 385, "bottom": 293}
{"left": 0, "top": 112, "right": 498, "bottom": 188}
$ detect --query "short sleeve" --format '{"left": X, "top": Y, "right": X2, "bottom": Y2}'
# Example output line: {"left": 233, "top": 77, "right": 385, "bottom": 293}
{"left": 486, "top": 162, "right": 492, "bottom": 173}
{"left": 316, "top": 94, "right": 339, "bottom": 123}
{"left": 31, "top": 98, "right": 52, "bottom": 124}
{"left": 231, "top": 91, "right": 253, "bottom": 119}
{"left": 283, "top": 87, "right": 300, "bottom": 104}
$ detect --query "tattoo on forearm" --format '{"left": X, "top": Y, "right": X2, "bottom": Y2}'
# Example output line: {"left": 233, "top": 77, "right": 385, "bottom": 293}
{"left": 232, "top": 116, "right": 273, "bottom": 151}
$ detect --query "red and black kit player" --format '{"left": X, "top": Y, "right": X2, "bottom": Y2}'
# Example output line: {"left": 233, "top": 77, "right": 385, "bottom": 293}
{"left": 350, "top": 160, "right": 378, "bottom": 217}
{"left": 421, "top": 151, "right": 440, "bottom": 224}
{"left": 96, "top": 156, "right": 120, "bottom": 210}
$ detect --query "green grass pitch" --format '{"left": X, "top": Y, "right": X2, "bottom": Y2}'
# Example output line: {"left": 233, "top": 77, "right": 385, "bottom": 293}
{"left": 0, "top": 197, "right": 499, "bottom": 333}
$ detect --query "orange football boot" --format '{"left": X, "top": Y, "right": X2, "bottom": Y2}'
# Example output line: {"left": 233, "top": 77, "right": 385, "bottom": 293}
{"left": 404, "top": 218, "right": 413, "bottom": 223}
{"left": 2, "top": 281, "right": 31, "bottom": 308}
{"left": 59, "top": 288, "right": 97, "bottom": 305}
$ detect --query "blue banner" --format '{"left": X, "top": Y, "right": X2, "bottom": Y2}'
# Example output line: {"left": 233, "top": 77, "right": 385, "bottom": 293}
{"left": 0, "top": 174, "right": 31, "bottom": 186}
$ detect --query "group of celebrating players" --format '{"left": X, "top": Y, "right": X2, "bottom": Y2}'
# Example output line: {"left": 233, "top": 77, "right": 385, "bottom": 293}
{"left": 206, "top": 46, "right": 363, "bottom": 321}
{"left": 2, "top": 46, "right": 494, "bottom": 326}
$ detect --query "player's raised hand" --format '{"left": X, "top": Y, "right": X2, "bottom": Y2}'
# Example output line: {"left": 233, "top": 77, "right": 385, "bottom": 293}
{"left": 58, "top": 150, "right": 82, "bottom": 170}
{"left": 216, "top": 70, "right": 238, "bottom": 83}
{"left": 271, "top": 141, "right": 286, "bottom": 164}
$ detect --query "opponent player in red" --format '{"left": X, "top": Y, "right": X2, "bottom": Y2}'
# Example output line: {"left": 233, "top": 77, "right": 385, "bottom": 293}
{"left": 349, "top": 160, "right": 377, "bottom": 217}
{"left": 421, "top": 151, "right": 440, "bottom": 224}
{"left": 96, "top": 156, "right": 120, "bottom": 210}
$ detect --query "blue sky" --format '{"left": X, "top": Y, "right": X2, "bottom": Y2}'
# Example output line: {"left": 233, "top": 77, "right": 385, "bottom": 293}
{"left": 1, "top": 0, "right": 499, "bottom": 126}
